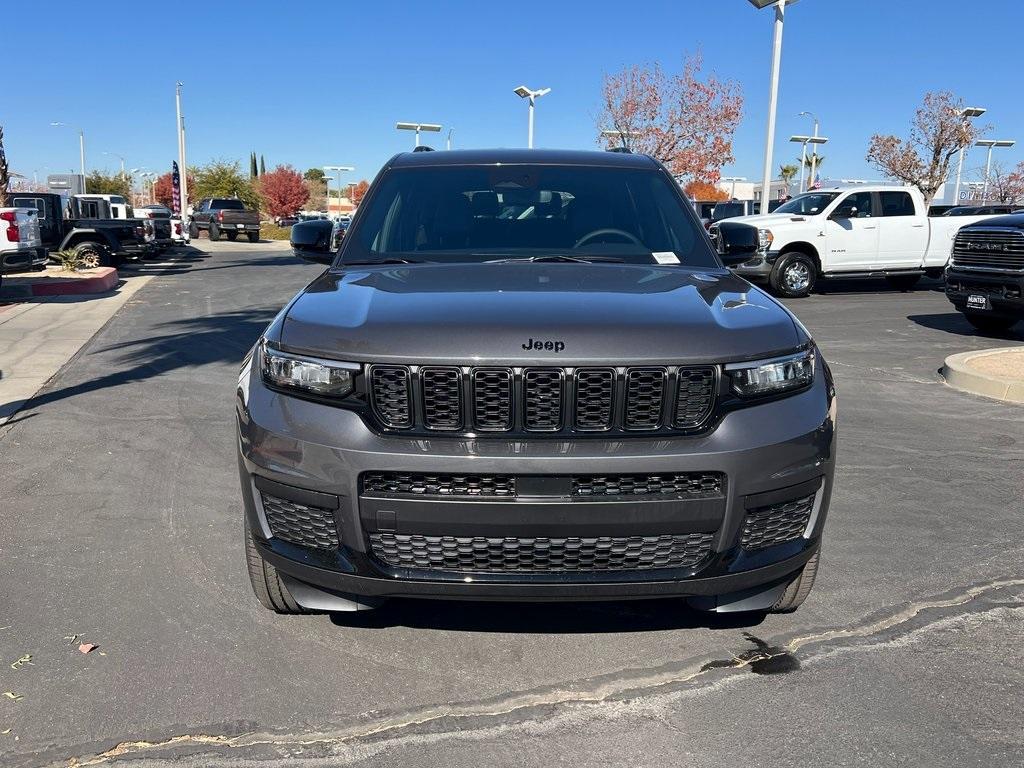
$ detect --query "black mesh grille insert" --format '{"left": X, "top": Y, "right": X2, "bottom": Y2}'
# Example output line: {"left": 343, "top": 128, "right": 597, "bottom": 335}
{"left": 472, "top": 368, "right": 513, "bottom": 431}
{"left": 362, "top": 472, "right": 517, "bottom": 497}
{"left": 369, "top": 532, "right": 714, "bottom": 572}
{"left": 675, "top": 367, "right": 717, "bottom": 428}
{"left": 575, "top": 368, "right": 614, "bottom": 430}
{"left": 741, "top": 493, "right": 816, "bottom": 550}
{"left": 261, "top": 493, "right": 339, "bottom": 550}
{"left": 572, "top": 473, "right": 724, "bottom": 497}
{"left": 524, "top": 369, "right": 563, "bottom": 431}
{"left": 421, "top": 367, "right": 462, "bottom": 430}
{"left": 625, "top": 368, "right": 666, "bottom": 428}
{"left": 370, "top": 366, "right": 412, "bottom": 428}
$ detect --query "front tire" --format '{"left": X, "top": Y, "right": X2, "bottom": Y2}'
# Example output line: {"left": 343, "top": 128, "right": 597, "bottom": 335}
{"left": 247, "top": 232, "right": 260, "bottom": 243}
{"left": 770, "top": 551, "right": 820, "bottom": 613}
{"left": 245, "top": 521, "right": 309, "bottom": 614}
{"left": 74, "top": 241, "right": 111, "bottom": 269}
{"left": 963, "top": 312, "right": 1020, "bottom": 334}
{"left": 209, "top": 223, "right": 221, "bottom": 242}
{"left": 886, "top": 274, "right": 921, "bottom": 292}
{"left": 769, "top": 252, "right": 817, "bottom": 298}
{"left": 188, "top": 222, "right": 199, "bottom": 239}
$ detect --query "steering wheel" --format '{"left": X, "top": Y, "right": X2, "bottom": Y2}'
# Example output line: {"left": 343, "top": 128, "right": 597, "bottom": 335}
{"left": 573, "top": 228, "right": 643, "bottom": 249}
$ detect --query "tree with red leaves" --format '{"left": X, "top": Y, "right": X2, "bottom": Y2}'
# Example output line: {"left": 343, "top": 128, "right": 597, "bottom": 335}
{"left": 683, "top": 180, "right": 728, "bottom": 202}
{"left": 350, "top": 179, "right": 370, "bottom": 206}
{"left": 257, "top": 164, "right": 309, "bottom": 218}
{"left": 153, "top": 171, "right": 195, "bottom": 208}
{"left": 596, "top": 53, "right": 743, "bottom": 185}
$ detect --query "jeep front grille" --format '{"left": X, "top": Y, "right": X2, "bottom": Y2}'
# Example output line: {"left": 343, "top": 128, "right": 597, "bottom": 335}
{"left": 367, "top": 364, "right": 718, "bottom": 436}
{"left": 369, "top": 532, "right": 714, "bottom": 572}
{"left": 951, "top": 229, "right": 1024, "bottom": 272}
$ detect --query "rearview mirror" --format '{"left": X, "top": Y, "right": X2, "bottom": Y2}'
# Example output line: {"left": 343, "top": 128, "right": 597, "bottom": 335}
{"left": 290, "top": 220, "right": 336, "bottom": 265}
{"left": 712, "top": 221, "right": 759, "bottom": 266}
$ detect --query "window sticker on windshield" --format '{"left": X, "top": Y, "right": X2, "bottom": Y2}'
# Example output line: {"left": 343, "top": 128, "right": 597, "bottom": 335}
{"left": 652, "top": 252, "right": 680, "bottom": 264}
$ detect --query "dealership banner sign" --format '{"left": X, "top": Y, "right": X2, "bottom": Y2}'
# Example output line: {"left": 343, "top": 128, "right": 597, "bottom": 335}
{"left": 172, "top": 162, "right": 181, "bottom": 215}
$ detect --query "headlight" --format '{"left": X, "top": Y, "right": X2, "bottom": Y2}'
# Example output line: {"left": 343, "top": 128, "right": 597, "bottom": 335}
{"left": 725, "top": 349, "right": 815, "bottom": 397}
{"left": 260, "top": 341, "right": 357, "bottom": 397}
{"left": 757, "top": 228, "right": 773, "bottom": 252}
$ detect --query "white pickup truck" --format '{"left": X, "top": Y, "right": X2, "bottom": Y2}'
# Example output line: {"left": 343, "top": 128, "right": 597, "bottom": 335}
{"left": 712, "top": 185, "right": 995, "bottom": 297}
{"left": 0, "top": 207, "right": 45, "bottom": 287}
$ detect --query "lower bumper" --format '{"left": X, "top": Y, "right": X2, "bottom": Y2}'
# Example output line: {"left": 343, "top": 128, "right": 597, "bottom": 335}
{"left": 946, "top": 269, "right": 1024, "bottom": 318}
{"left": 2, "top": 247, "right": 47, "bottom": 271}
{"left": 731, "top": 252, "right": 776, "bottom": 279}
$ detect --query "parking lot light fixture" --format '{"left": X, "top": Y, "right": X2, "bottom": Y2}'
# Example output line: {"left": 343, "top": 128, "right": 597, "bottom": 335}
{"left": 749, "top": 0, "right": 798, "bottom": 212}
{"left": 102, "top": 152, "right": 126, "bottom": 177}
{"left": 51, "top": 121, "right": 87, "bottom": 191}
{"left": 790, "top": 134, "right": 827, "bottom": 192}
{"left": 395, "top": 122, "right": 442, "bottom": 149}
{"left": 798, "top": 110, "right": 821, "bottom": 187}
{"left": 953, "top": 106, "right": 986, "bottom": 203}
{"left": 323, "top": 165, "right": 355, "bottom": 218}
{"left": 514, "top": 86, "right": 551, "bottom": 149}
{"left": 975, "top": 138, "right": 1016, "bottom": 201}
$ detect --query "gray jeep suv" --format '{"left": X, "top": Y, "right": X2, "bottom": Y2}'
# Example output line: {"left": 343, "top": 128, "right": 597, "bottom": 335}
{"left": 237, "top": 149, "right": 836, "bottom": 615}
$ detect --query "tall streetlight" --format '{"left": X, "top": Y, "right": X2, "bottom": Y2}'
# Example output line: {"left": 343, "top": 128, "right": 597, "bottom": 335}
{"left": 323, "top": 165, "right": 354, "bottom": 218}
{"left": 798, "top": 110, "right": 821, "bottom": 186}
{"left": 395, "top": 122, "right": 442, "bottom": 148}
{"left": 513, "top": 85, "right": 551, "bottom": 149}
{"left": 975, "top": 138, "right": 1016, "bottom": 201}
{"left": 50, "top": 121, "right": 87, "bottom": 192}
{"left": 102, "top": 152, "right": 126, "bottom": 178}
{"left": 748, "top": 0, "right": 798, "bottom": 213}
{"left": 789, "top": 135, "right": 827, "bottom": 192}
{"left": 175, "top": 82, "right": 190, "bottom": 217}
{"left": 721, "top": 176, "right": 747, "bottom": 200}
{"left": 600, "top": 128, "right": 641, "bottom": 151}
{"left": 447, "top": 128, "right": 455, "bottom": 151}
{"left": 952, "top": 106, "right": 985, "bottom": 204}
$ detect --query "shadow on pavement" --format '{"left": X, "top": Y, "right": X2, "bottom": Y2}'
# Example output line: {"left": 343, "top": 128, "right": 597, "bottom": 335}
{"left": 813, "top": 277, "right": 945, "bottom": 296}
{"left": 20, "top": 306, "right": 278, "bottom": 411}
{"left": 328, "top": 598, "right": 767, "bottom": 633}
{"left": 907, "top": 312, "right": 1024, "bottom": 340}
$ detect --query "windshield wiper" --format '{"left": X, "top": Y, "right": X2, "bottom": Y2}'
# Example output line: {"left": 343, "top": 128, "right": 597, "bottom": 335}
{"left": 341, "top": 258, "right": 429, "bottom": 266}
{"left": 483, "top": 254, "right": 624, "bottom": 264}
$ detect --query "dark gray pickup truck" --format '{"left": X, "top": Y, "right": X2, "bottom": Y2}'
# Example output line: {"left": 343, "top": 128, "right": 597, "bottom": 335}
{"left": 242, "top": 149, "right": 836, "bottom": 617}
{"left": 189, "top": 198, "right": 260, "bottom": 242}
{"left": 945, "top": 214, "right": 1024, "bottom": 333}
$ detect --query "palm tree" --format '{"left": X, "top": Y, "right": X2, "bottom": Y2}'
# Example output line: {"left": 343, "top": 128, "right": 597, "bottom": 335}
{"left": 802, "top": 153, "right": 825, "bottom": 186}
{"left": 778, "top": 163, "right": 799, "bottom": 193}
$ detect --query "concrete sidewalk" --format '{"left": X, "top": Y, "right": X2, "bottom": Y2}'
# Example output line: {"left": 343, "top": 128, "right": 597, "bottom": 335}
{"left": 0, "top": 279, "right": 153, "bottom": 426}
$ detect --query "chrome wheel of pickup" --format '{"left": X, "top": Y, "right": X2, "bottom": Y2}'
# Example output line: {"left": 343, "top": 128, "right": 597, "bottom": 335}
{"left": 769, "top": 251, "right": 817, "bottom": 298}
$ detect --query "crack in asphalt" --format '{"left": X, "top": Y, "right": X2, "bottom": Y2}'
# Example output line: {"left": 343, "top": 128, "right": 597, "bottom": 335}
{"left": 51, "top": 575, "right": 1024, "bottom": 767}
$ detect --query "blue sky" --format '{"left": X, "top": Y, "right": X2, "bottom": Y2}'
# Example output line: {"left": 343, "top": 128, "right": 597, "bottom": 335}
{"left": 6, "top": 0, "right": 1024, "bottom": 188}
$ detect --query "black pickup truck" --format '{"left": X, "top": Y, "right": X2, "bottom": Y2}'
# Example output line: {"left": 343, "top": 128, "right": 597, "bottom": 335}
{"left": 9, "top": 192, "right": 152, "bottom": 267}
{"left": 945, "top": 214, "right": 1024, "bottom": 333}
{"left": 189, "top": 198, "right": 261, "bottom": 242}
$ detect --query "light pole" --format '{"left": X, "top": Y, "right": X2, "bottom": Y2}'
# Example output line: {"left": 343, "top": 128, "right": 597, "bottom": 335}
{"left": 600, "top": 128, "right": 641, "bottom": 151}
{"left": 447, "top": 128, "right": 455, "bottom": 151}
{"left": 798, "top": 110, "right": 820, "bottom": 187}
{"left": 953, "top": 106, "right": 986, "bottom": 204}
{"left": 789, "top": 135, "right": 827, "bottom": 192}
{"left": 748, "top": 0, "right": 797, "bottom": 213}
{"left": 721, "top": 176, "right": 747, "bottom": 200}
{"left": 395, "top": 122, "right": 442, "bottom": 148}
{"left": 513, "top": 85, "right": 551, "bottom": 149}
{"left": 323, "top": 165, "right": 354, "bottom": 218}
{"left": 103, "top": 152, "right": 126, "bottom": 178}
{"left": 975, "top": 138, "right": 1016, "bottom": 201}
{"left": 50, "top": 121, "right": 87, "bottom": 192}
{"left": 175, "top": 82, "right": 189, "bottom": 217}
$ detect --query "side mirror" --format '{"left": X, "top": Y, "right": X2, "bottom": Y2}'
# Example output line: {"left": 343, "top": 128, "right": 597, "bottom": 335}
{"left": 831, "top": 205, "right": 857, "bottom": 220}
{"left": 713, "top": 221, "right": 759, "bottom": 266}
{"left": 290, "top": 220, "right": 336, "bottom": 265}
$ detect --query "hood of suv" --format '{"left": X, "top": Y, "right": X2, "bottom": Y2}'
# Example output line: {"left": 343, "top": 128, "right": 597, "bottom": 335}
{"left": 277, "top": 263, "right": 803, "bottom": 365}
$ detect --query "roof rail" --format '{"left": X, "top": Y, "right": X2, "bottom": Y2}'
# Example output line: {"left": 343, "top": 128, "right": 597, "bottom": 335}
{"left": 412, "top": 145, "right": 435, "bottom": 152}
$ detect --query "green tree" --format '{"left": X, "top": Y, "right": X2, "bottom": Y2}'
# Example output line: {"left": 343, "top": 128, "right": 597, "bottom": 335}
{"left": 304, "top": 168, "right": 326, "bottom": 184}
{"left": 190, "top": 160, "right": 260, "bottom": 209}
{"left": 250, "top": 152, "right": 258, "bottom": 179}
{"left": 85, "top": 170, "right": 131, "bottom": 198}
{"left": 259, "top": 155, "right": 266, "bottom": 176}
{"left": 778, "top": 163, "right": 799, "bottom": 192}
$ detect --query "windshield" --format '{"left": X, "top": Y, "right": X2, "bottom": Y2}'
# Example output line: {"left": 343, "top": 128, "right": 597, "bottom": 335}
{"left": 774, "top": 192, "right": 840, "bottom": 215}
{"left": 212, "top": 199, "right": 245, "bottom": 210}
{"left": 343, "top": 165, "right": 717, "bottom": 268}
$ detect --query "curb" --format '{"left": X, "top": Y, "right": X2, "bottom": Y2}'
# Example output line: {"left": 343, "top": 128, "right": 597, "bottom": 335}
{"left": 941, "top": 347, "right": 1024, "bottom": 404}
{"left": 0, "top": 268, "right": 119, "bottom": 299}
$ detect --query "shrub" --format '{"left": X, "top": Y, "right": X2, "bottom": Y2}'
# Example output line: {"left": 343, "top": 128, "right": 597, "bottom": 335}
{"left": 53, "top": 249, "right": 83, "bottom": 272}
{"left": 259, "top": 224, "right": 291, "bottom": 240}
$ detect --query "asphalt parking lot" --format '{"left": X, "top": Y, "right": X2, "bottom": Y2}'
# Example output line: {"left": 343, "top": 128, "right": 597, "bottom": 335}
{"left": 1, "top": 243, "right": 1022, "bottom": 767}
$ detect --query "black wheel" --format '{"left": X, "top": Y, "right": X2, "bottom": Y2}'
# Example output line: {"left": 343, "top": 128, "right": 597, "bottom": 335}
{"left": 247, "top": 232, "right": 260, "bottom": 243}
{"left": 188, "top": 222, "right": 199, "bottom": 239}
{"left": 226, "top": 231, "right": 238, "bottom": 241}
{"left": 208, "top": 223, "right": 221, "bottom": 242}
{"left": 770, "top": 551, "right": 820, "bottom": 613}
{"left": 963, "top": 313, "right": 1020, "bottom": 334}
{"left": 885, "top": 274, "right": 921, "bottom": 292}
{"left": 73, "top": 241, "right": 111, "bottom": 269}
{"left": 769, "top": 252, "right": 817, "bottom": 298}
{"left": 245, "top": 520, "right": 309, "bottom": 614}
